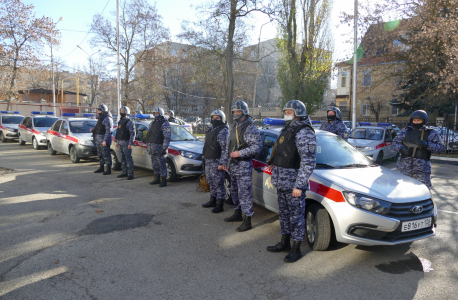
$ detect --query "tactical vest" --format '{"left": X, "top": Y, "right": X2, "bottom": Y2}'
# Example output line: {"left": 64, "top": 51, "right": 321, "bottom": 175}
{"left": 228, "top": 121, "right": 252, "bottom": 161}
{"left": 272, "top": 124, "right": 314, "bottom": 169}
{"left": 115, "top": 118, "right": 132, "bottom": 141}
{"left": 93, "top": 114, "right": 107, "bottom": 135}
{"left": 203, "top": 126, "right": 227, "bottom": 159}
{"left": 145, "top": 118, "right": 166, "bottom": 144}
{"left": 403, "top": 128, "right": 432, "bottom": 160}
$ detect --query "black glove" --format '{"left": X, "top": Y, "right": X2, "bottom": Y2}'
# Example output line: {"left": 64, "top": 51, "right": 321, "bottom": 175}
{"left": 161, "top": 148, "right": 167, "bottom": 155}
{"left": 400, "top": 147, "right": 413, "bottom": 156}
{"left": 416, "top": 140, "right": 428, "bottom": 148}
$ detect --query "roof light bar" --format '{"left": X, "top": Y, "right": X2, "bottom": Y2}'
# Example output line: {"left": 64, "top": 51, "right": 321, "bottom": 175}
{"left": 359, "top": 122, "right": 391, "bottom": 127}
{"left": 62, "top": 113, "right": 94, "bottom": 118}
{"left": 0, "top": 111, "right": 20, "bottom": 114}
{"left": 31, "top": 111, "right": 54, "bottom": 115}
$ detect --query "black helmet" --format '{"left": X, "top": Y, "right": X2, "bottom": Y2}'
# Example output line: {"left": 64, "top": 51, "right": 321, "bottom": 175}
{"left": 283, "top": 100, "right": 307, "bottom": 117}
{"left": 167, "top": 110, "right": 175, "bottom": 118}
{"left": 120, "top": 106, "right": 130, "bottom": 115}
{"left": 231, "top": 101, "right": 249, "bottom": 115}
{"left": 327, "top": 106, "right": 341, "bottom": 120}
{"left": 98, "top": 104, "right": 108, "bottom": 112}
{"left": 410, "top": 110, "right": 428, "bottom": 125}
{"left": 153, "top": 107, "right": 165, "bottom": 116}
{"left": 210, "top": 110, "right": 226, "bottom": 123}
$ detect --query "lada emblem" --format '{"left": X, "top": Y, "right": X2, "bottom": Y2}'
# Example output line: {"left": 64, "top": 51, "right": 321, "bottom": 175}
{"left": 412, "top": 206, "right": 423, "bottom": 214}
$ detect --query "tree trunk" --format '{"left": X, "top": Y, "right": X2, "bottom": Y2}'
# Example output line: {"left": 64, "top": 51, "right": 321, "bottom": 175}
{"left": 225, "top": 0, "right": 237, "bottom": 126}
{"left": 7, "top": 51, "right": 20, "bottom": 111}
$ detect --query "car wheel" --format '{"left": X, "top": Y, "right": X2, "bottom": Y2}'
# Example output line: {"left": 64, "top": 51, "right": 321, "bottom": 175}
{"left": 111, "top": 150, "right": 122, "bottom": 170}
{"left": 224, "top": 173, "right": 233, "bottom": 205}
{"left": 166, "top": 158, "right": 177, "bottom": 182}
{"left": 32, "top": 137, "right": 39, "bottom": 150}
{"left": 70, "top": 146, "right": 80, "bottom": 163}
{"left": 306, "top": 203, "right": 331, "bottom": 251}
{"left": 375, "top": 151, "right": 384, "bottom": 165}
{"left": 18, "top": 134, "right": 26, "bottom": 145}
{"left": 0, "top": 132, "right": 6, "bottom": 143}
{"left": 48, "top": 142, "right": 57, "bottom": 155}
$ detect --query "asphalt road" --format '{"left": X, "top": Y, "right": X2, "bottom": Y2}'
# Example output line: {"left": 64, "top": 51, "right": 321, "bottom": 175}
{"left": 1, "top": 141, "right": 457, "bottom": 300}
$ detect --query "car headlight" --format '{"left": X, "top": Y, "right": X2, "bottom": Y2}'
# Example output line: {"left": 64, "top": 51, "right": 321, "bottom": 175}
{"left": 79, "top": 139, "right": 94, "bottom": 146}
{"left": 39, "top": 131, "right": 47, "bottom": 136}
{"left": 342, "top": 192, "right": 391, "bottom": 215}
{"left": 362, "top": 146, "right": 375, "bottom": 151}
{"left": 179, "top": 150, "right": 202, "bottom": 160}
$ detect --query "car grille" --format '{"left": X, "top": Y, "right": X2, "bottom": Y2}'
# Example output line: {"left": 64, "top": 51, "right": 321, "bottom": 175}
{"left": 381, "top": 226, "right": 434, "bottom": 242}
{"left": 386, "top": 199, "right": 434, "bottom": 220}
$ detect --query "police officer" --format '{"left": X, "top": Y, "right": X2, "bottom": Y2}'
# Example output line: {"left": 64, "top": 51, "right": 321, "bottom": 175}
{"left": 266, "top": 100, "right": 316, "bottom": 263}
{"left": 146, "top": 107, "right": 172, "bottom": 187}
{"left": 321, "top": 106, "right": 348, "bottom": 140}
{"left": 166, "top": 110, "right": 177, "bottom": 123}
{"left": 115, "top": 106, "right": 136, "bottom": 180}
{"left": 392, "top": 110, "right": 444, "bottom": 189}
{"left": 202, "top": 110, "right": 229, "bottom": 213}
{"left": 221, "top": 101, "right": 262, "bottom": 232}
{"left": 91, "top": 104, "right": 113, "bottom": 175}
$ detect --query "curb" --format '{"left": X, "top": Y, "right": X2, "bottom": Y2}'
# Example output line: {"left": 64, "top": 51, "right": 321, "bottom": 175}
{"left": 431, "top": 156, "right": 458, "bottom": 166}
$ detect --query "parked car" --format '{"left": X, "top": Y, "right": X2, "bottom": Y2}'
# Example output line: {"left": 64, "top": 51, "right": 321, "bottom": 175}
{"left": 18, "top": 111, "right": 58, "bottom": 149}
{"left": 0, "top": 111, "right": 24, "bottom": 142}
{"left": 432, "top": 126, "right": 458, "bottom": 152}
{"left": 343, "top": 120, "right": 361, "bottom": 129}
{"left": 174, "top": 117, "right": 193, "bottom": 134}
{"left": 224, "top": 121, "right": 436, "bottom": 251}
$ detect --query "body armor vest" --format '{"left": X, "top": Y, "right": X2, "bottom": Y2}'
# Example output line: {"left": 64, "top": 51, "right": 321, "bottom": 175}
{"left": 203, "top": 126, "right": 226, "bottom": 159}
{"left": 115, "top": 118, "right": 131, "bottom": 141}
{"left": 146, "top": 118, "right": 165, "bottom": 144}
{"left": 93, "top": 114, "right": 107, "bottom": 135}
{"left": 228, "top": 121, "right": 251, "bottom": 161}
{"left": 403, "top": 128, "right": 432, "bottom": 160}
{"left": 272, "top": 124, "right": 314, "bottom": 169}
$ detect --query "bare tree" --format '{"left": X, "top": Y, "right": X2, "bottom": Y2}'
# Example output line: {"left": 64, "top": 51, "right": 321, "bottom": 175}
{"left": 83, "top": 57, "right": 107, "bottom": 107}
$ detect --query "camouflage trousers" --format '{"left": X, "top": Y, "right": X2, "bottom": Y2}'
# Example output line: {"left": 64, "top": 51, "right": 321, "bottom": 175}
{"left": 205, "top": 159, "right": 226, "bottom": 199}
{"left": 151, "top": 154, "right": 167, "bottom": 177}
{"left": 228, "top": 160, "right": 254, "bottom": 217}
{"left": 396, "top": 157, "right": 432, "bottom": 188}
{"left": 119, "top": 145, "right": 134, "bottom": 176}
{"left": 96, "top": 142, "right": 111, "bottom": 167}
{"left": 277, "top": 189, "right": 306, "bottom": 242}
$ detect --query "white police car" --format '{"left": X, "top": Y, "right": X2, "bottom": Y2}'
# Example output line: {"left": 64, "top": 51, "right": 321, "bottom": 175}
{"left": 46, "top": 113, "right": 98, "bottom": 163}
{"left": 0, "top": 111, "right": 24, "bottom": 142}
{"left": 18, "top": 111, "right": 58, "bottom": 149}
{"left": 173, "top": 118, "right": 193, "bottom": 134}
{"left": 110, "top": 114, "right": 204, "bottom": 181}
{"left": 347, "top": 122, "right": 399, "bottom": 164}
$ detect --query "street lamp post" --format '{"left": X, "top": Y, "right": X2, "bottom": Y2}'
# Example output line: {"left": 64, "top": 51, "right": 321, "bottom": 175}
{"left": 51, "top": 17, "right": 63, "bottom": 115}
{"left": 352, "top": 0, "right": 358, "bottom": 130}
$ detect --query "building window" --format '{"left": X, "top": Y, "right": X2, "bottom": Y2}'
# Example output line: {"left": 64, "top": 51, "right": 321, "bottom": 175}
{"left": 251, "top": 51, "right": 255, "bottom": 58}
{"left": 363, "top": 70, "right": 371, "bottom": 87}
{"left": 341, "top": 71, "right": 348, "bottom": 88}
{"left": 339, "top": 101, "right": 348, "bottom": 112}
{"left": 391, "top": 105, "right": 399, "bottom": 116}
{"left": 361, "top": 101, "right": 370, "bottom": 116}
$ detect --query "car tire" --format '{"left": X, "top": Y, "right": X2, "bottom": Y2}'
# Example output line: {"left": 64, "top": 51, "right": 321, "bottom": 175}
{"left": 0, "top": 132, "right": 7, "bottom": 143}
{"left": 70, "top": 146, "right": 80, "bottom": 163}
{"left": 375, "top": 151, "right": 384, "bottom": 165}
{"left": 306, "top": 203, "right": 332, "bottom": 251}
{"left": 111, "top": 150, "right": 122, "bottom": 170}
{"left": 224, "top": 173, "right": 233, "bottom": 205}
{"left": 48, "top": 142, "right": 57, "bottom": 155}
{"left": 166, "top": 158, "right": 177, "bottom": 182}
{"left": 32, "top": 137, "right": 39, "bottom": 150}
{"left": 18, "top": 135, "right": 26, "bottom": 145}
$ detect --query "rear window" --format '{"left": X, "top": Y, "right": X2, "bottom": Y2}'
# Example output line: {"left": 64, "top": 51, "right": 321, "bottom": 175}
{"left": 33, "top": 117, "right": 58, "bottom": 127}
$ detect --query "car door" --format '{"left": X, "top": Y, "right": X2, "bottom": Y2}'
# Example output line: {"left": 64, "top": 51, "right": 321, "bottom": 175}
{"left": 24, "top": 117, "right": 33, "bottom": 142}
{"left": 133, "top": 123, "right": 149, "bottom": 167}
{"left": 59, "top": 121, "right": 70, "bottom": 154}
{"left": 252, "top": 134, "right": 278, "bottom": 208}
{"left": 383, "top": 128, "right": 394, "bottom": 158}
{"left": 48, "top": 120, "right": 62, "bottom": 152}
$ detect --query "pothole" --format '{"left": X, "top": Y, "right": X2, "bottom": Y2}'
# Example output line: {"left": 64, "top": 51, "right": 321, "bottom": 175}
{"left": 79, "top": 214, "right": 154, "bottom": 236}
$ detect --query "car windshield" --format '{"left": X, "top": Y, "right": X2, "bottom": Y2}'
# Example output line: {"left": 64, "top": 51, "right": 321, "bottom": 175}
{"left": 349, "top": 128, "right": 384, "bottom": 140}
{"left": 316, "top": 134, "right": 373, "bottom": 168}
{"left": 171, "top": 125, "right": 196, "bottom": 141}
{"left": 33, "top": 117, "right": 58, "bottom": 127}
{"left": 2, "top": 116, "right": 24, "bottom": 124}
{"left": 70, "top": 120, "right": 97, "bottom": 133}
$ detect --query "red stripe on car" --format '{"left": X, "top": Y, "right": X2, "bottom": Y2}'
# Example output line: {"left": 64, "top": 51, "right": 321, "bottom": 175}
{"left": 309, "top": 180, "right": 346, "bottom": 202}
{"left": 168, "top": 148, "right": 180, "bottom": 156}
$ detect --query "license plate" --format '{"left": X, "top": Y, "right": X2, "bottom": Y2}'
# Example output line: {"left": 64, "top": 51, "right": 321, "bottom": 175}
{"left": 401, "top": 217, "right": 432, "bottom": 232}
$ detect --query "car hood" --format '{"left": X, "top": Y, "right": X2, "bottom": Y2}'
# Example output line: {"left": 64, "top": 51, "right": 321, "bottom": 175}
{"left": 348, "top": 138, "right": 380, "bottom": 147}
{"left": 170, "top": 140, "right": 204, "bottom": 152}
{"left": 72, "top": 133, "right": 93, "bottom": 140}
{"left": 35, "top": 126, "right": 53, "bottom": 132}
{"left": 3, "top": 124, "right": 19, "bottom": 130}
{"left": 314, "top": 167, "right": 431, "bottom": 203}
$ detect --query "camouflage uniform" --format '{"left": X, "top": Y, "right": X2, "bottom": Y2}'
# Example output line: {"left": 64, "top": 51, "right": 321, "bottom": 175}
{"left": 147, "top": 120, "right": 172, "bottom": 177}
{"left": 204, "top": 125, "right": 229, "bottom": 200}
{"left": 95, "top": 112, "right": 113, "bottom": 167}
{"left": 392, "top": 124, "right": 444, "bottom": 188}
{"left": 221, "top": 116, "right": 262, "bottom": 217}
{"left": 321, "top": 119, "right": 348, "bottom": 141}
{"left": 116, "top": 117, "right": 136, "bottom": 176}
{"left": 271, "top": 117, "right": 317, "bottom": 242}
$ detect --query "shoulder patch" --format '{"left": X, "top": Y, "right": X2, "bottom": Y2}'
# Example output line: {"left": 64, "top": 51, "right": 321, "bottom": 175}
{"left": 308, "top": 144, "right": 316, "bottom": 153}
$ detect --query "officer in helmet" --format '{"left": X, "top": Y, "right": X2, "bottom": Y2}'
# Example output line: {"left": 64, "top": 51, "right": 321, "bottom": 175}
{"left": 220, "top": 100, "right": 262, "bottom": 232}
{"left": 321, "top": 106, "right": 348, "bottom": 141}
{"left": 201, "top": 110, "right": 229, "bottom": 213}
{"left": 392, "top": 110, "right": 444, "bottom": 188}
{"left": 266, "top": 100, "right": 316, "bottom": 263}
{"left": 166, "top": 110, "right": 177, "bottom": 123}
{"left": 115, "top": 106, "right": 136, "bottom": 180}
{"left": 90, "top": 104, "right": 113, "bottom": 175}
{"left": 145, "top": 107, "right": 171, "bottom": 187}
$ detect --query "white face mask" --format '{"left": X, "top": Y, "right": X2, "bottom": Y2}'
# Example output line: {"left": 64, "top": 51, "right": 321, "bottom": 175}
{"left": 284, "top": 115, "right": 294, "bottom": 124}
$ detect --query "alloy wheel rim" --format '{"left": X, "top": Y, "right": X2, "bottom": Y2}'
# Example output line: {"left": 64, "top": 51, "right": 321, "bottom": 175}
{"left": 33, "top": 139, "right": 37, "bottom": 149}
{"left": 224, "top": 179, "right": 231, "bottom": 200}
{"left": 166, "top": 163, "right": 171, "bottom": 179}
{"left": 306, "top": 211, "right": 316, "bottom": 243}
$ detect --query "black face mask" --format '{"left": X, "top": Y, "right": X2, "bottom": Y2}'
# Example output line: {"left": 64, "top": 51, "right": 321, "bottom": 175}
{"left": 120, "top": 113, "right": 126, "bottom": 119}
{"left": 412, "top": 122, "right": 424, "bottom": 129}
{"left": 98, "top": 112, "right": 103, "bottom": 118}
{"left": 327, "top": 115, "right": 336, "bottom": 122}
{"left": 211, "top": 119, "right": 223, "bottom": 127}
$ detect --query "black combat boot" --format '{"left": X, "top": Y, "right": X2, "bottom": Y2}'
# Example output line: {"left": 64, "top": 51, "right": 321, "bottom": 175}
{"left": 127, "top": 175, "right": 134, "bottom": 180}
{"left": 224, "top": 198, "right": 234, "bottom": 205}
{"left": 236, "top": 215, "right": 252, "bottom": 232}
{"left": 94, "top": 164, "right": 104, "bottom": 173}
{"left": 284, "top": 241, "right": 302, "bottom": 263}
{"left": 224, "top": 209, "right": 243, "bottom": 222}
{"left": 150, "top": 175, "right": 160, "bottom": 185}
{"left": 211, "top": 199, "right": 224, "bottom": 213}
{"left": 103, "top": 166, "right": 111, "bottom": 175}
{"left": 159, "top": 176, "right": 167, "bottom": 187}
{"left": 267, "top": 234, "right": 291, "bottom": 252}
{"left": 202, "top": 196, "right": 217, "bottom": 208}
{"left": 117, "top": 173, "right": 128, "bottom": 178}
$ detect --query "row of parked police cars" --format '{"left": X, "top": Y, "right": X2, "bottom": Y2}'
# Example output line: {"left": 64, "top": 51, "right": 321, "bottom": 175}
{"left": 0, "top": 110, "right": 437, "bottom": 251}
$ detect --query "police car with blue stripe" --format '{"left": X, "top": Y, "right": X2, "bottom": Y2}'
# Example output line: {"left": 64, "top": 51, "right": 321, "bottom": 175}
{"left": 0, "top": 111, "right": 24, "bottom": 142}
{"left": 18, "top": 111, "right": 58, "bottom": 149}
